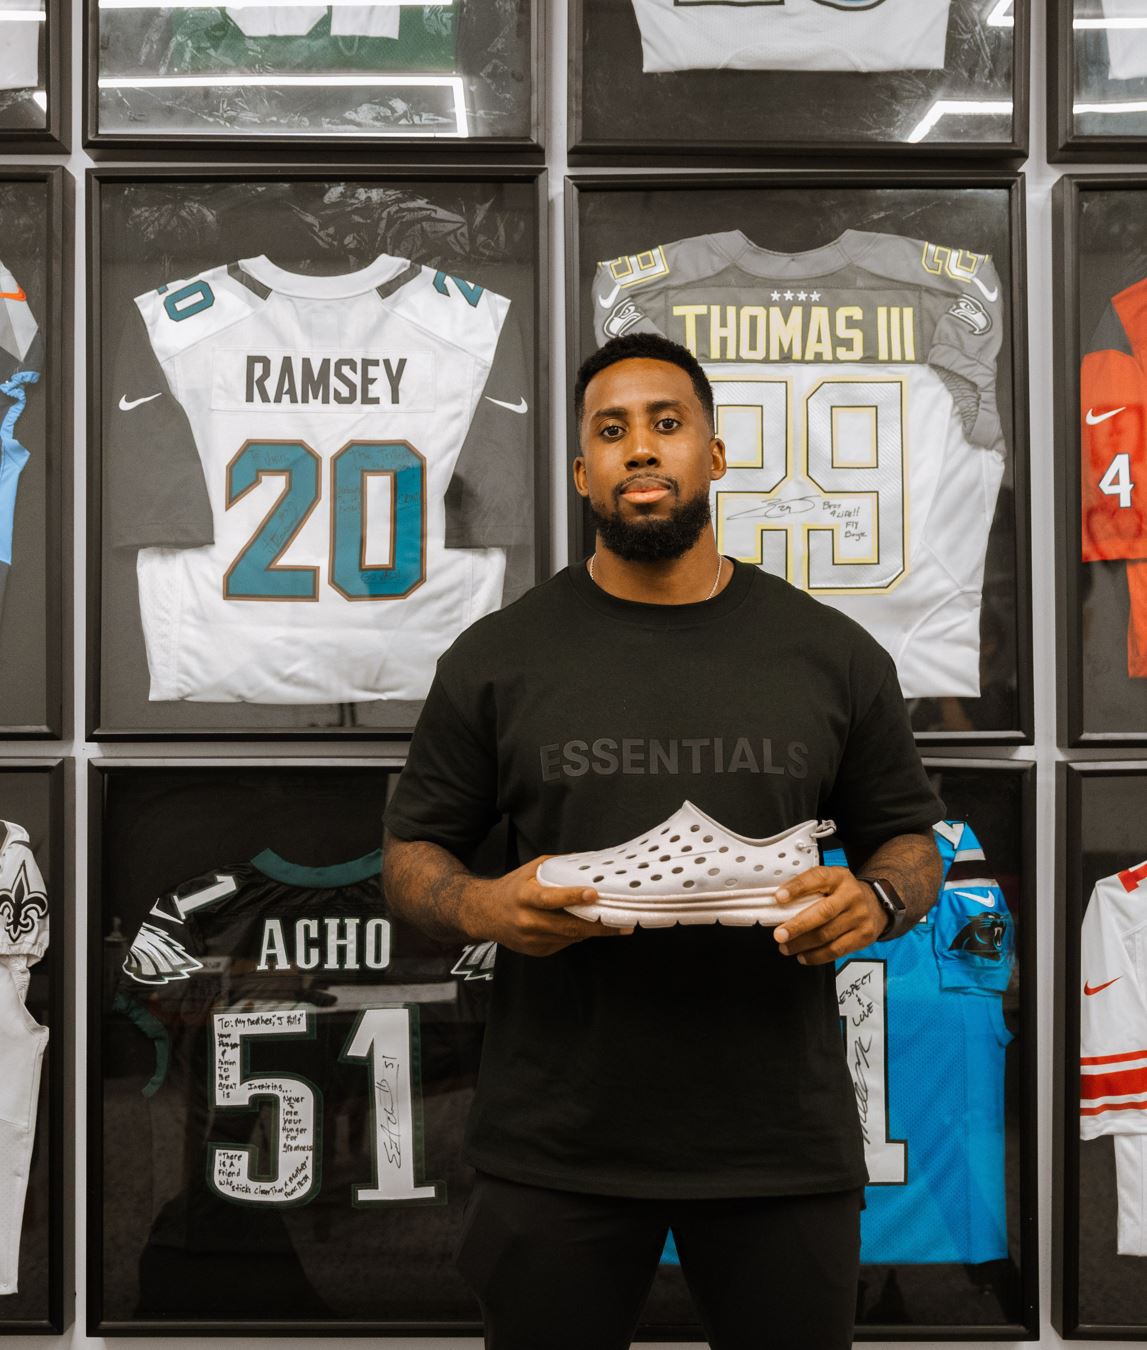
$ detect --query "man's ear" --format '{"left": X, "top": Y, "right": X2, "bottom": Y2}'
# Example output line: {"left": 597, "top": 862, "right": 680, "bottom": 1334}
{"left": 573, "top": 454, "right": 589, "bottom": 499}
{"left": 710, "top": 436, "right": 727, "bottom": 482}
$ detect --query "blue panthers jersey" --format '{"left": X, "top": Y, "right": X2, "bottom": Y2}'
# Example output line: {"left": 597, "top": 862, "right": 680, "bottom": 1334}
{"left": 831, "top": 821, "right": 1014, "bottom": 1264}
{"left": 661, "top": 821, "right": 1013, "bottom": 1269}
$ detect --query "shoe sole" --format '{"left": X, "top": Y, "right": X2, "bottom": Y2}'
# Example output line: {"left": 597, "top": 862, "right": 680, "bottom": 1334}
{"left": 565, "top": 892, "right": 818, "bottom": 929}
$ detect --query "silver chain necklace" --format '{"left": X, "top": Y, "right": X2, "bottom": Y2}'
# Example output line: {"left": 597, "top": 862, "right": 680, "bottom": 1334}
{"left": 588, "top": 552, "right": 725, "bottom": 601}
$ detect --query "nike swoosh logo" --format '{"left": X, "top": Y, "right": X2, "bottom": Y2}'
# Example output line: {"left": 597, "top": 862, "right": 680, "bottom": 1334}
{"left": 119, "top": 393, "right": 162, "bottom": 412}
{"left": 485, "top": 395, "right": 528, "bottom": 415}
{"left": 1084, "top": 977, "right": 1122, "bottom": 996}
{"left": 951, "top": 889, "right": 997, "bottom": 907}
{"left": 970, "top": 276, "right": 999, "bottom": 303}
{"left": 1086, "top": 406, "right": 1126, "bottom": 426}
{"left": 597, "top": 283, "right": 620, "bottom": 308}
{"left": 0, "top": 288, "right": 26, "bottom": 302}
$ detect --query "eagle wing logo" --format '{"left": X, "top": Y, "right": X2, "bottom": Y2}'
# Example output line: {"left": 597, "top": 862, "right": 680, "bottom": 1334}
{"left": 123, "top": 921, "right": 203, "bottom": 986}
{"left": 0, "top": 860, "right": 47, "bottom": 943}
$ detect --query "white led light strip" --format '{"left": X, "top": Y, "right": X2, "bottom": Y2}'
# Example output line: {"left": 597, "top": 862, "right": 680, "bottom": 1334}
{"left": 906, "top": 99, "right": 1013, "bottom": 144}
{"left": 97, "top": 72, "right": 468, "bottom": 135}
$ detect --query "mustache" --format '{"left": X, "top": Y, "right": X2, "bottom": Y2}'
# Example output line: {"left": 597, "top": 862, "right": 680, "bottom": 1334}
{"left": 613, "top": 473, "right": 678, "bottom": 500}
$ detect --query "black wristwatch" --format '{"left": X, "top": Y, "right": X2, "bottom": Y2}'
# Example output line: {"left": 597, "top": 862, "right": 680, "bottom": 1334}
{"left": 860, "top": 877, "right": 909, "bottom": 941}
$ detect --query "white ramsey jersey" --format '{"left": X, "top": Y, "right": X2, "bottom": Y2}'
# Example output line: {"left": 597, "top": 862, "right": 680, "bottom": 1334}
{"left": 628, "top": 0, "right": 951, "bottom": 73}
{"left": 0, "top": 821, "right": 48, "bottom": 1295}
{"left": 118, "top": 254, "right": 510, "bottom": 704}
{"left": 224, "top": 3, "right": 400, "bottom": 38}
{"left": 1099, "top": 0, "right": 1147, "bottom": 81}
{"left": 593, "top": 229, "right": 1006, "bottom": 699}
{"left": 0, "top": 0, "right": 41, "bottom": 91}
{"left": 1080, "top": 862, "right": 1147, "bottom": 1256}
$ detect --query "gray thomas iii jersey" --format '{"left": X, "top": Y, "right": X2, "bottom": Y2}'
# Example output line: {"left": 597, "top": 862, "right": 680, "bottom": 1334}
{"left": 592, "top": 228, "right": 1007, "bottom": 700}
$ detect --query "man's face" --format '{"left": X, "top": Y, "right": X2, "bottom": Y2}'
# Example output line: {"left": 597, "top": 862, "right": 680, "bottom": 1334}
{"left": 574, "top": 357, "right": 726, "bottom": 562}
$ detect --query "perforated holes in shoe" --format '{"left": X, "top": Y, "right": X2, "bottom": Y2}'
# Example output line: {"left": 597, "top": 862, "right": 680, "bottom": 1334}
{"left": 690, "top": 824, "right": 700, "bottom": 832}
{"left": 629, "top": 881, "right": 641, "bottom": 889}
{"left": 672, "top": 867, "right": 684, "bottom": 874}
{"left": 702, "top": 835, "right": 713, "bottom": 843}
{"left": 670, "top": 835, "right": 681, "bottom": 843}
{"left": 718, "top": 846, "right": 729, "bottom": 854}
{"left": 593, "top": 875, "right": 605, "bottom": 883}
{"left": 707, "top": 868, "right": 720, "bottom": 877}
{"left": 683, "top": 880, "right": 695, "bottom": 889}
{"left": 681, "top": 844, "right": 692, "bottom": 853}
{"left": 724, "top": 877, "right": 737, "bottom": 888}
{"left": 651, "top": 874, "right": 662, "bottom": 881}
{"left": 659, "top": 855, "right": 671, "bottom": 862}
{"left": 736, "top": 856, "right": 746, "bottom": 864}
{"left": 638, "top": 863, "right": 650, "bottom": 870}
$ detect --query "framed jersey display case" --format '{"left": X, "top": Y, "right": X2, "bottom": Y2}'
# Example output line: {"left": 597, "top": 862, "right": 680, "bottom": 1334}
{"left": 0, "top": 168, "right": 69, "bottom": 740}
{"left": 568, "top": 174, "right": 1032, "bottom": 745}
{"left": 1056, "top": 761, "right": 1147, "bottom": 1338}
{"left": 88, "top": 760, "right": 492, "bottom": 1335}
{"left": 0, "top": 0, "right": 67, "bottom": 150}
{"left": 88, "top": 167, "right": 545, "bottom": 740}
{"left": 0, "top": 760, "right": 68, "bottom": 1334}
{"left": 87, "top": 758, "right": 1035, "bottom": 1339}
{"left": 85, "top": 0, "right": 539, "bottom": 150}
{"left": 570, "top": 0, "right": 1027, "bottom": 157}
{"left": 1050, "top": 0, "right": 1147, "bottom": 160}
{"left": 1052, "top": 176, "right": 1147, "bottom": 746}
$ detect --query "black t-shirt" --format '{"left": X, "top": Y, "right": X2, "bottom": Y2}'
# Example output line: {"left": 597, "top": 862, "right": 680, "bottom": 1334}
{"left": 384, "top": 560, "right": 943, "bottom": 1199}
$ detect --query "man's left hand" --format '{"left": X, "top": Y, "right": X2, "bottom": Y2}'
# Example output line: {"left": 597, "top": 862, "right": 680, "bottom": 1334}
{"left": 772, "top": 867, "right": 886, "bottom": 965}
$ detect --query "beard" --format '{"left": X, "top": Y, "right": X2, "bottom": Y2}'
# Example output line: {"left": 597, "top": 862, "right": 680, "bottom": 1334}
{"left": 589, "top": 483, "right": 713, "bottom": 563}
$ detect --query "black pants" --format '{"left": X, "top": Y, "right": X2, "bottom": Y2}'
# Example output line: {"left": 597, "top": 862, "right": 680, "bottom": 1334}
{"left": 456, "top": 1171, "right": 863, "bottom": 1350}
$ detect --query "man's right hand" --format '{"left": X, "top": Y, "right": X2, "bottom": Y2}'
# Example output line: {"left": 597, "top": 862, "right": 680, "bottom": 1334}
{"left": 464, "top": 857, "right": 633, "bottom": 958}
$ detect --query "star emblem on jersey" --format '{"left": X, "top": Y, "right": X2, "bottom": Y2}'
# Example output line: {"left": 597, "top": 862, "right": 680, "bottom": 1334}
{"left": 123, "top": 921, "right": 204, "bottom": 985}
{"left": 0, "top": 861, "right": 46, "bottom": 943}
{"left": 1084, "top": 976, "right": 1121, "bottom": 996}
{"left": 118, "top": 392, "right": 162, "bottom": 412}
{"left": 1086, "top": 406, "right": 1125, "bottom": 426}
{"left": 948, "top": 911, "right": 1007, "bottom": 960}
{"left": 537, "top": 802, "right": 836, "bottom": 928}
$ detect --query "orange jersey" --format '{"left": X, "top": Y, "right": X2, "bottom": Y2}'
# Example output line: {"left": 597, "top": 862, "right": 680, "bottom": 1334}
{"left": 1082, "top": 277, "right": 1147, "bottom": 563}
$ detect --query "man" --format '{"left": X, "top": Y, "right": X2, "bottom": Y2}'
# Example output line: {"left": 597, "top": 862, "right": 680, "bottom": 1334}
{"left": 383, "top": 333, "right": 943, "bottom": 1350}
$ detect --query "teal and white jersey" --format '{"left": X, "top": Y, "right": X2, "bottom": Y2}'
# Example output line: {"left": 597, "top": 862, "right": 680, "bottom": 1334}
{"left": 0, "top": 262, "right": 38, "bottom": 608}
{"left": 0, "top": 0, "right": 41, "bottom": 90}
{"left": 113, "top": 253, "right": 512, "bottom": 705}
{"left": 628, "top": 0, "right": 951, "bottom": 73}
{"left": 592, "top": 228, "right": 1007, "bottom": 699}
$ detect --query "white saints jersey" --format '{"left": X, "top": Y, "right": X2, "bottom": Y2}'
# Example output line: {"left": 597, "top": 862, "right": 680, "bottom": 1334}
{"left": 0, "top": 0, "right": 41, "bottom": 91}
{"left": 0, "top": 821, "right": 48, "bottom": 1295}
{"left": 117, "top": 254, "right": 510, "bottom": 704}
{"left": 1080, "top": 862, "right": 1147, "bottom": 1256}
{"left": 628, "top": 0, "right": 951, "bottom": 73}
{"left": 1098, "top": 0, "right": 1147, "bottom": 81}
{"left": 592, "top": 229, "right": 1006, "bottom": 700}
{"left": 224, "top": 3, "right": 400, "bottom": 38}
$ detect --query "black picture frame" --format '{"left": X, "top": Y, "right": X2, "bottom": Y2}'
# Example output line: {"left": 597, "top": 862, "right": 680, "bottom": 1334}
{"left": 1052, "top": 175, "right": 1147, "bottom": 747}
{"left": 0, "top": 166, "right": 71, "bottom": 740}
{"left": 87, "top": 165, "right": 548, "bottom": 740}
{"left": 86, "top": 757, "right": 489, "bottom": 1337}
{"left": 0, "top": 759, "right": 70, "bottom": 1335}
{"left": 0, "top": 0, "right": 69, "bottom": 153}
{"left": 566, "top": 172, "right": 1033, "bottom": 747}
{"left": 569, "top": 0, "right": 1028, "bottom": 160}
{"left": 1048, "top": 0, "right": 1147, "bottom": 162}
{"left": 83, "top": 0, "right": 543, "bottom": 154}
{"left": 1054, "top": 760, "right": 1147, "bottom": 1338}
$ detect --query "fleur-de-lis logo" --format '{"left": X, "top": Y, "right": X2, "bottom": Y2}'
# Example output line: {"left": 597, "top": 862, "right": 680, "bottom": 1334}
{"left": 0, "top": 860, "right": 47, "bottom": 942}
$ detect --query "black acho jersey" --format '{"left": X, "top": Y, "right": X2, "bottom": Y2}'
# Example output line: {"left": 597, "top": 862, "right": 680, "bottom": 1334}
{"left": 112, "top": 849, "right": 483, "bottom": 1320}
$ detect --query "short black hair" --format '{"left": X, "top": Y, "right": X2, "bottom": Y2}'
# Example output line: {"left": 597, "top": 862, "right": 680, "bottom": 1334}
{"left": 573, "top": 333, "right": 715, "bottom": 438}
